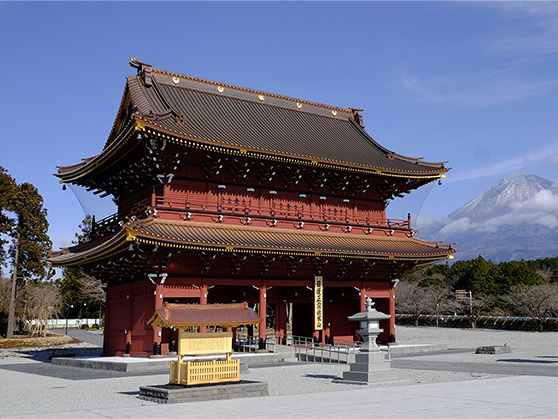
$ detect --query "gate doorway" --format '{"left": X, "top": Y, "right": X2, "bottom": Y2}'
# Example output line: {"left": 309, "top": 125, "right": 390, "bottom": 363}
{"left": 291, "top": 303, "right": 313, "bottom": 337}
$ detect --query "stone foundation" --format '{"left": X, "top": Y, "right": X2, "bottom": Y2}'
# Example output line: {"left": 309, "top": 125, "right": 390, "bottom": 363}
{"left": 139, "top": 380, "right": 269, "bottom": 403}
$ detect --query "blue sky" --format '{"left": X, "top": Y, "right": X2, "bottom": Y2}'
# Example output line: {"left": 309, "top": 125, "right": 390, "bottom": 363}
{"left": 1, "top": 1, "right": 558, "bottom": 252}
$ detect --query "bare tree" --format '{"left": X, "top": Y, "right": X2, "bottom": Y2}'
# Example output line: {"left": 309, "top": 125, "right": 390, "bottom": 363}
{"left": 447, "top": 293, "right": 497, "bottom": 329}
{"left": 504, "top": 284, "right": 558, "bottom": 332}
{"left": 78, "top": 273, "right": 105, "bottom": 322}
{"left": 22, "top": 282, "right": 62, "bottom": 337}
{"left": 395, "top": 281, "right": 431, "bottom": 326}
{"left": 77, "top": 273, "right": 105, "bottom": 306}
{"left": 426, "top": 285, "right": 451, "bottom": 327}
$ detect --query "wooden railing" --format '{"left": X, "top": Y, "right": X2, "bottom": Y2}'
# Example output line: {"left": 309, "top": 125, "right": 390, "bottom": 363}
{"left": 154, "top": 195, "right": 412, "bottom": 232}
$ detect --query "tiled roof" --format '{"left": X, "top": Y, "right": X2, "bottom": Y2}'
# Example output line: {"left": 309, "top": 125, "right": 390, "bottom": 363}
{"left": 56, "top": 62, "right": 449, "bottom": 181}
{"left": 49, "top": 219, "right": 455, "bottom": 266}
{"left": 123, "top": 67, "right": 446, "bottom": 175}
{"left": 148, "top": 302, "right": 262, "bottom": 328}
{"left": 133, "top": 219, "right": 454, "bottom": 259}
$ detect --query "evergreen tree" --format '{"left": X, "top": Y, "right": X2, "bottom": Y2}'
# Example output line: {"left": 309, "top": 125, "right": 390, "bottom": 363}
{"left": 9, "top": 182, "right": 52, "bottom": 280}
{"left": 0, "top": 166, "right": 52, "bottom": 336}
{"left": 0, "top": 167, "right": 16, "bottom": 272}
{"left": 0, "top": 167, "right": 51, "bottom": 280}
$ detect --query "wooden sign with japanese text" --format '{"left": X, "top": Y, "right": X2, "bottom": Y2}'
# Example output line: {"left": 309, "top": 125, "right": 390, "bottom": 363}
{"left": 314, "top": 276, "right": 323, "bottom": 330}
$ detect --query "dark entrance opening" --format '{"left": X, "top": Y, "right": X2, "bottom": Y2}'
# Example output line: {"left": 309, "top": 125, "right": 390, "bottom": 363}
{"left": 292, "top": 303, "right": 313, "bottom": 337}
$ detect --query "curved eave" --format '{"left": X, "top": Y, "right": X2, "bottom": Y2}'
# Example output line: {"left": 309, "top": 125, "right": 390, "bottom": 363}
{"left": 132, "top": 220, "right": 456, "bottom": 262}
{"left": 56, "top": 117, "right": 448, "bottom": 186}
{"left": 48, "top": 220, "right": 456, "bottom": 267}
{"left": 55, "top": 119, "right": 140, "bottom": 184}
{"left": 138, "top": 120, "right": 449, "bottom": 180}
{"left": 48, "top": 230, "right": 130, "bottom": 267}
{"left": 133, "top": 235, "right": 455, "bottom": 263}
{"left": 148, "top": 302, "right": 261, "bottom": 328}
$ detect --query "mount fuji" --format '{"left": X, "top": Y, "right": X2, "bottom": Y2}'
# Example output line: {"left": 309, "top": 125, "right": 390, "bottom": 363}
{"left": 418, "top": 173, "right": 558, "bottom": 262}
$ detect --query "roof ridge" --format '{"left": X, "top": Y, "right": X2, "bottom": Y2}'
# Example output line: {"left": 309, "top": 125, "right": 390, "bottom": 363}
{"left": 150, "top": 66, "right": 354, "bottom": 115}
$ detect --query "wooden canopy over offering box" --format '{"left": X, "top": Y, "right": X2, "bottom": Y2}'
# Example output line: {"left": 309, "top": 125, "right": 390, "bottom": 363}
{"left": 149, "top": 302, "right": 261, "bottom": 385}
{"left": 149, "top": 302, "right": 262, "bottom": 330}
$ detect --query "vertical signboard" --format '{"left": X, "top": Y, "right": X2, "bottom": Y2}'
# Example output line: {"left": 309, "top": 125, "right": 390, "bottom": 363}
{"left": 314, "top": 276, "right": 323, "bottom": 330}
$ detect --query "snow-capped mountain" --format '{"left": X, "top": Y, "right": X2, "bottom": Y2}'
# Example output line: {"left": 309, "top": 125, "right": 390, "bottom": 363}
{"left": 419, "top": 173, "right": 558, "bottom": 262}
{"left": 448, "top": 173, "right": 558, "bottom": 221}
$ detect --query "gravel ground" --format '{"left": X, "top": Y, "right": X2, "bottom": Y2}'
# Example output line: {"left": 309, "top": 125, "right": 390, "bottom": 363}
{"left": 395, "top": 325, "right": 558, "bottom": 365}
{"left": 1, "top": 326, "right": 557, "bottom": 417}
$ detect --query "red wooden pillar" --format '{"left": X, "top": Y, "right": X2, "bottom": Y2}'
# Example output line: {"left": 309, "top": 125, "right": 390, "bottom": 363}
{"left": 163, "top": 183, "right": 171, "bottom": 204}
{"left": 199, "top": 285, "right": 208, "bottom": 333}
{"left": 153, "top": 282, "right": 164, "bottom": 345}
{"left": 126, "top": 284, "right": 133, "bottom": 353}
{"left": 324, "top": 324, "right": 331, "bottom": 343}
{"left": 312, "top": 329, "right": 321, "bottom": 343}
{"left": 389, "top": 286, "right": 396, "bottom": 341}
{"left": 276, "top": 300, "right": 287, "bottom": 339}
{"left": 258, "top": 286, "right": 267, "bottom": 342}
{"left": 102, "top": 291, "right": 110, "bottom": 355}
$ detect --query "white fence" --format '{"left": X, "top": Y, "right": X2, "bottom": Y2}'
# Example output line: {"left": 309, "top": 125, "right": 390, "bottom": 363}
{"left": 28, "top": 319, "right": 101, "bottom": 329}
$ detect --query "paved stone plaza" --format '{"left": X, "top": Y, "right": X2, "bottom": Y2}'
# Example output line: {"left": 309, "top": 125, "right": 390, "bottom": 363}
{"left": 2, "top": 326, "right": 558, "bottom": 418}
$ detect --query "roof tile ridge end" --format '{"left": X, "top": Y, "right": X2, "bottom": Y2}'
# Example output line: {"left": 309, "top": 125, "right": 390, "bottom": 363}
{"left": 391, "top": 152, "right": 448, "bottom": 170}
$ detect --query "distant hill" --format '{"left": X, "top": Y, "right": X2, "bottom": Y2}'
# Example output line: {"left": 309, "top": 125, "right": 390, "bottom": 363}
{"left": 418, "top": 173, "right": 558, "bottom": 262}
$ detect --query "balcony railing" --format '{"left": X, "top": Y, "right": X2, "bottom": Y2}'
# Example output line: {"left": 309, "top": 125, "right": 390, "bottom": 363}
{"left": 88, "top": 194, "right": 413, "bottom": 241}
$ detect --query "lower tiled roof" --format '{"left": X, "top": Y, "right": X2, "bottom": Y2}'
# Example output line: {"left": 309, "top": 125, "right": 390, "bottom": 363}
{"left": 49, "top": 219, "right": 454, "bottom": 266}
{"left": 134, "top": 220, "right": 454, "bottom": 260}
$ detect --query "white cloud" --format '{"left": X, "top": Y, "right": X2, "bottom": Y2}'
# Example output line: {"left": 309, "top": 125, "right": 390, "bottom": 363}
{"left": 446, "top": 143, "right": 558, "bottom": 184}
{"left": 400, "top": 3, "right": 558, "bottom": 108}
{"left": 400, "top": 72, "right": 558, "bottom": 108}
{"left": 439, "top": 217, "right": 472, "bottom": 236}
{"left": 548, "top": 155, "right": 558, "bottom": 169}
{"left": 415, "top": 213, "right": 434, "bottom": 228}
{"left": 485, "top": 2, "right": 558, "bottom": 56}
{"left": 512, "top": 189, "right": 558, "bottom": 213}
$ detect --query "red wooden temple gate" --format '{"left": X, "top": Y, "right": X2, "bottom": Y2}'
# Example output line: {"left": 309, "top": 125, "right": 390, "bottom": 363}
{"left": 49, "top": 59, "right": 455, "bottom": 356}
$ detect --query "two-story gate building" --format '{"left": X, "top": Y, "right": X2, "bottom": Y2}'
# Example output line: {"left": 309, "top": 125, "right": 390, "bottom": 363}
{"left": 49, "top": 59, "right": 455, "bottom": 356}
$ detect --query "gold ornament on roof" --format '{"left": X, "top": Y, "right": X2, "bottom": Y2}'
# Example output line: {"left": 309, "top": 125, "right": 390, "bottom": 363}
{"left": 217, "top": 86, "right": 225, "bottom": 93}
{"left": 172, "top": 77, "right": 180, "bottom": 84}
{"left": 296, "top": 103, "right": 302, "bottom": 109}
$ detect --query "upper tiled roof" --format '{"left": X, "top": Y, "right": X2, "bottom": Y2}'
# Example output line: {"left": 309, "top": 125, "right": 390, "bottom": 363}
{"left": 120, "top": 64, "right": 446, "bottom": 175}
{"left": 56, "top": 59, "right": 449, "bottom": 183}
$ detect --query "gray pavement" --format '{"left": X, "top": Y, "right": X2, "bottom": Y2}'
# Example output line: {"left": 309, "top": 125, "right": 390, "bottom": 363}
{"left": 4, "top": 328, "right": 558, "bottom": 418}
{"left": 0, "top": 361, "right": 164, "bottom": 380}
{"left": 7, "top": 375, "right": 558, "bottom": 418}
{"left": 52, "top": 328, "right": 104, "bottom": 346}
{"left": 393, "top": 358, "right": 558, "bottom": 377}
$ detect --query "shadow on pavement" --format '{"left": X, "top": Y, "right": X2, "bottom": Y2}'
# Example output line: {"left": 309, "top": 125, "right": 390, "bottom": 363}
{"left": 13, "top": 346, "right": 104, "bottom": 363}
{"left": 304, "top": 374, "right": 342, "bottom": 380}
{"left": 497, "top": 358, "right": 558, "bottom": 364}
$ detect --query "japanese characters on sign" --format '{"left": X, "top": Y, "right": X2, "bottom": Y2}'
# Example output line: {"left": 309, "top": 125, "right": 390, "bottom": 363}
{"left": 314, "top": 275, "right": 323, "bottom": 330}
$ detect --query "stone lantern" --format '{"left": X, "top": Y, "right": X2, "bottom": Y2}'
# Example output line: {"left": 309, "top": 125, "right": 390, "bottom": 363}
{"left": 342, "top": 297, "right": 399, "bottom": 384}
